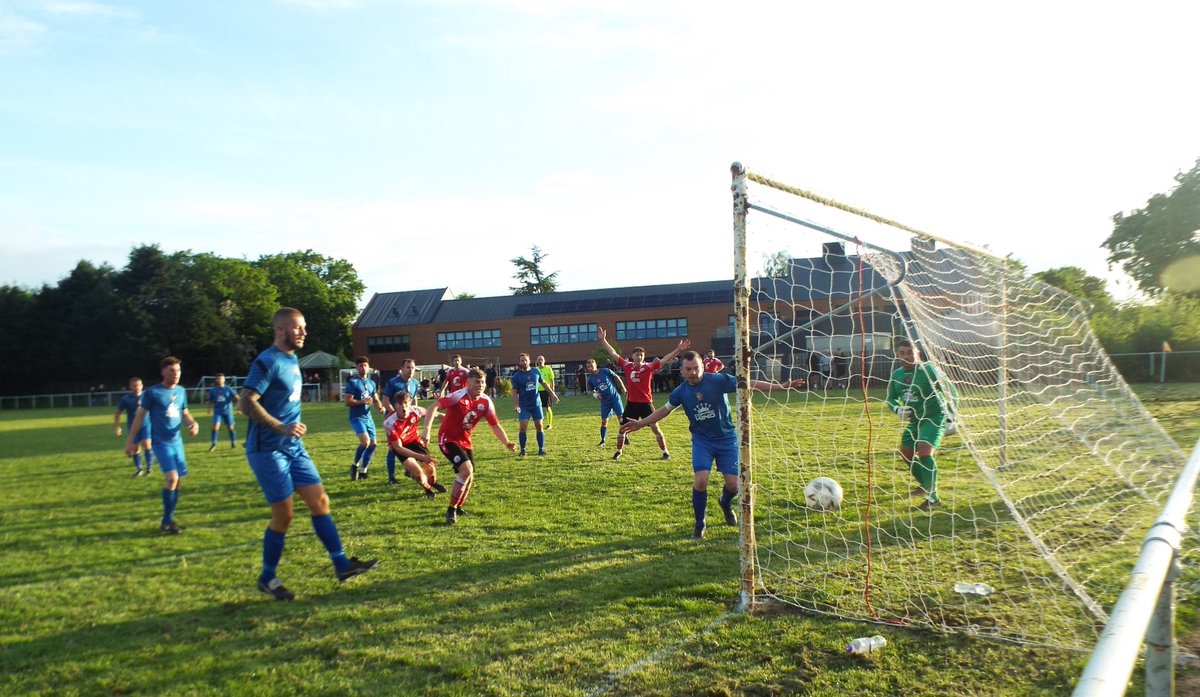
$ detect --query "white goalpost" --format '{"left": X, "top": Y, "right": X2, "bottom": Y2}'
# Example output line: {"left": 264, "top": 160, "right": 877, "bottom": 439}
{"left": 730, "top": 162, "right": 1195, "bottom": 650}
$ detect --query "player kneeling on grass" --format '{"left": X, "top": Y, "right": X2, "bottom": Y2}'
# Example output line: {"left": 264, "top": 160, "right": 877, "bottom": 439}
{"left": 384, "top": 391, "right": 445, "bottom": 498}
{"left": 621, "top": 351, "right": 801, "bottom": 540}
{"left": 240, "top": 307, "right": 377, "bottom": 601}
{"left": 424, "top": 367, "right": 516, "bottom": 526}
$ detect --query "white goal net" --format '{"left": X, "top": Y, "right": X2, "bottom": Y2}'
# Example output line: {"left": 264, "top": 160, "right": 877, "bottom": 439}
{"left": 732, "top": 164, "right": 1191, "bottom": 649}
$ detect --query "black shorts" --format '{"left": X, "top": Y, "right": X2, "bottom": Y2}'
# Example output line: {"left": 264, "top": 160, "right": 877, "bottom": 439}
{"left": 538, "top": 391, "right": 552, "bottom": 408}
{"left": 623, "top": 401, "right": 654, "bottom": 421}
{"left": 439, "top": 442, "right": 474, "bottom": 473}
{"left": 396, "top": 441, "right": 429, "bottom": 457}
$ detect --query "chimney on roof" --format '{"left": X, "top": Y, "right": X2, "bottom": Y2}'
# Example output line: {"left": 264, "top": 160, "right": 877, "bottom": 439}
{"left": 822, "top": 242, "right": 846, "bottom": 262}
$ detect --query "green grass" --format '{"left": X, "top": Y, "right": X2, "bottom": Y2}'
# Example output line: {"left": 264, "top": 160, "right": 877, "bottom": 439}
{"left": 1, "top": 389, "right": 1197, "bottom": 695}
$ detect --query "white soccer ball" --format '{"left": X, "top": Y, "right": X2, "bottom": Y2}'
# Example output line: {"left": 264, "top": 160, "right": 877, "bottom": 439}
{"left": 804, "top": 477, "right": 843, "bottom": 512}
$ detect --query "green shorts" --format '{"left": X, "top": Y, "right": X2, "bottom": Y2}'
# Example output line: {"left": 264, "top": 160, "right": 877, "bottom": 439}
{"left": 901, "top": 419, "right": 944, "bottom": 449}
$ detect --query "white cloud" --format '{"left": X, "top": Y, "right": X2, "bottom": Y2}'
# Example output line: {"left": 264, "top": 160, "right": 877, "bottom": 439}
{"left": 0, "top": 7, "right": 45, "bottom": 48}
{"left": 41, "top": 2, "right": 138, "bottom": 19}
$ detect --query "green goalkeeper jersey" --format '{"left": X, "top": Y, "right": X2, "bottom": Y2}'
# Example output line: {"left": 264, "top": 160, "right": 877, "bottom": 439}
{"left": 885, "top": 362, "right": 947, "bottom": 425}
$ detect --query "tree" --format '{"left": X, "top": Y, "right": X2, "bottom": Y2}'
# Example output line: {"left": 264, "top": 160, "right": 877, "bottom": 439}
{"left": 760, "top": 250, "right": 791, "bottom": 278}
{"left": 454, "top": 292, "right": 477, "bottom": 300}
{"left": 1104, "top": 157, "right": 1200, "bottom": 295}
{"left": 255, "top": 250, "right": 365, "bottom": 355}
{"left": 510, "top": 245, "right": 559, "bottom": 295}
{"left": 1033, "top": 266, "right": 1115, "bottom": 314}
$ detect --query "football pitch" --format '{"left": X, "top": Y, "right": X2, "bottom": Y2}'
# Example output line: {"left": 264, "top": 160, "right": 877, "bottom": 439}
{"left": 2, "top": 386, "right": 1197, "bottom": 696}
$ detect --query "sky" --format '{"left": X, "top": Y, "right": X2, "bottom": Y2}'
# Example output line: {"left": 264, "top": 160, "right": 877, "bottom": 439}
{"left": 2, "top": 0, "right": 1198, "bottom": 305}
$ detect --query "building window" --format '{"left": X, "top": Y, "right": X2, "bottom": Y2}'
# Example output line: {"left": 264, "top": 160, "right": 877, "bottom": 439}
{"left": 366, "top": 335, "right": 410, "bottom": 353}
{"left": 530, "top": 323, "right": 597, "bottom": 345}
{"left": 437, "top": 329, "right": 501, "bottom": 351}
{"left": 615, "top": 318, "right": 688, "bottom": 341}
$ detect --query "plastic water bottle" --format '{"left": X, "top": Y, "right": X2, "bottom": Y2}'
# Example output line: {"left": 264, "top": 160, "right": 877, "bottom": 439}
{"left": 954, "top": 582, "right": 994, "bottom": 596}
{"left": 846, "top": 635, "right": 887, "bottom": 655}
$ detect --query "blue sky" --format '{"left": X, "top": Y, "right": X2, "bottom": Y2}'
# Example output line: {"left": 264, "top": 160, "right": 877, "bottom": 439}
{"left": 2, "top": 0, "right": 1198, "bottom": 304}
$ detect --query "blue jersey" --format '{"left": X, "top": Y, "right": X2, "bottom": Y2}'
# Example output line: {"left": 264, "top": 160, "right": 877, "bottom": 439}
{"left": 344, "top": 376, "right": 378, "bottom": 419}
{"left": 383, "top": 375, "right": 420, "bottom": 404}
{"left": 139, "top": 384, "right": 189, "bottom": 445}
{"left": 588, "top": 368, "right": 622, "bottom": 403}
{"left": 243, "top": 346, "right": 304, "bottom": 454}
{"left": 510, "top": 369, "right": 544, "bottom": 409}
{"left": 668, "top": 373, "right": 738, "bottom": 444}
{"left": 208, "top": 385, "right": 237, "bottom": 416}
{"left": 118, "top": 392, "right": 143, "bottom": 427}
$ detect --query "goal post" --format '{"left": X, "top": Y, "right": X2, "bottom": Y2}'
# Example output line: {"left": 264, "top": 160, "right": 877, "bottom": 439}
{"left": 730, "top": 162, "right": 1195, "bottom": 649}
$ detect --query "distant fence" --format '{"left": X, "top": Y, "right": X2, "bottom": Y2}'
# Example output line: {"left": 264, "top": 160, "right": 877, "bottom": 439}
{"left": 1110, "top": 351, "right": 1200, "bottom": 384}
{"left": 0, "top": 383, "right": 332, "bottom": 411}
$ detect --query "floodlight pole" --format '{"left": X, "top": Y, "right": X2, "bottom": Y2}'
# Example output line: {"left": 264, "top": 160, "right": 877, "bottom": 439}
{"left": 731, "top": 162, "right": 757, "bottom": 612}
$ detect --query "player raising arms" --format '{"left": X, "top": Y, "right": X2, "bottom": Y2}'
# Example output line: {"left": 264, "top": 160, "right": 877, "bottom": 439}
{"left": 510, "top": 353, "right": 558, "bottom": 457}
{"left": 585, "top": 358, "right": 626, "bottom": 448}
{"left": 597, "top": 326, "right": 690, "bottom": 461}
{"left": 239, "top": 307, "right": 377, "bottom": 601}
{"left": 381, "top": 358, "right": 421, "bottom": 484}
{"left": 115, "top": 376, "right": 154, "bottom": 476}
{"left": 344, "top": 356, "right": 385, "bottom": 481}
{"left": 206, "top": 373, "right": 238, "bottom": 451}
{"left": 423, "top": 367, "right": 516, "bottom": 525}
{"left": 384, "top": 391, "right": 445, "bottom": 498}
{"left": 125, "top": 357, "right": 200, "bottom": 534}
{"left": 440, "top": 354, "right": 470, "bottom": 396}
{"left": 621, "top": 350, "right": 801, "bottom": 540}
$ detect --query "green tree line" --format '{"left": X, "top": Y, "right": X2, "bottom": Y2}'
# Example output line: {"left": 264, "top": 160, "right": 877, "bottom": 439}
{"left": 0, "top": 245, "right": 363, "bottom": 395}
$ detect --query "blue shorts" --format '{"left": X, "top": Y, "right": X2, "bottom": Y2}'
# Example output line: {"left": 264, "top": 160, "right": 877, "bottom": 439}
{"left": 247, "top": 446, "right": 322, "bottom": 504}
{"left": 350, "top": 415, "right": 377, "bottom": 439}
{"left": 151, "top": 441, "right": 189, "bottom": 477}
{"left": 691, "top": 437, "right": 739, "bottom": 476}
{"left": 518, "top": 403, "right": 544, "bottom": 422}
{"left": 129, "top": 422, "right": 150, "bottom": 443}
{"left": 600, "top": 399, "right": 623, "bottom": 420}
{"left": 212, "top": 411, "right": 234, "bottom": 427}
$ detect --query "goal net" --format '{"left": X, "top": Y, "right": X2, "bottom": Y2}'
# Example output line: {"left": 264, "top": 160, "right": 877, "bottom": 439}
{"left": 731, "top": 164, "right": 1191, "bottom": 649}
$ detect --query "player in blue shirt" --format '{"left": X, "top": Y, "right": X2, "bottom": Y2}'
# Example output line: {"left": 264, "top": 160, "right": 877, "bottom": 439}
{"left": 585, "top": 358, "right": 627, "bottom": 448}
{"left": 206, "top": 373, "right": 238, "bottom": 451}
{"left": 344, "top": 356, "right": 384, "bottom": 480}
{"left": 622, "top": 350, "right": 800, "bottom": 540}
{"left": 114, "top": 376, "right": 154, "bottom": 476}
{"left": 239, "top": 307, "right": 378, "bottom": 601}
{"left": 125, "top": 357, "right": 200, "bottom": 534}
{"left": 509, "top": 353, "right": 558, "bottom": 457}
{"left": 381, "top": 358, "right": 422, "bottom": 484}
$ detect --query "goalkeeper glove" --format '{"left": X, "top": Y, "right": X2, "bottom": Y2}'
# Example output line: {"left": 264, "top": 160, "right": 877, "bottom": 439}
{"left": 592, "top": 390, "right": 601, "bottom": 400}
{"left": 895, "top": 405, "right": 913, "bottom": 420}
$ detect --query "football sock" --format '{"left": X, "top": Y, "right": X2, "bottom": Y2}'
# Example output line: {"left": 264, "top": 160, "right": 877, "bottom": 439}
{"left": 132, "top": 452, "right": 142, "bottom": 470}
{"left": 362, "top": 443, "right": 376, "bottom": 470}
{"left": 692, "top": 488, "right": 707, "bottom": 525}
{"left": 917, "top": 455, "right": 939, "bottom": 501}
{"left": 450, "top": 478, "right": 466, "bottom": 508}
{"left": 310, "top": 514, "right": 349, "bottom": 573}
{"left": 599, "top": 426, "right": 607, "bottom": 442}
{"left": 386, "top": 450, "right": 397, "bottom": 480}
{"left": 719, "top": 487, "right": 738, "bottom": 509}
{"left": 518, "top": 432, "right": 527, "bottom": 452}
{"left": 353, "top": 444, "right": 366, "bottom": 466}
{"left": 545, "top": 409, "right": 553, "bottom": 428}
{"left": 229, "top": 429, "right": 237, "bottom": 446}
{"left": 261, "top": 527, "right": 286, "bottom": 582}
{"left": 536, "top": 431, "right": 545, "bottom": 451}
{"left": 144, "top": 449, "right": 155, "bottom": 468}
{"left": 210, "top": 430, "right": 218, "bottom": 446}
{"left": 161, "top": 488, "right": 178, "bottom": 525}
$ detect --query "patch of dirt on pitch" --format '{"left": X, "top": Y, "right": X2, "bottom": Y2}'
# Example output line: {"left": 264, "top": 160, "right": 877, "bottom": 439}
{"left": 1179, "top": 628, "right": 1200, "bottom": 694}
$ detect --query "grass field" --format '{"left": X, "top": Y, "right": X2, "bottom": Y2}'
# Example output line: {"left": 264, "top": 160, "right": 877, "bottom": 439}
{"left": 1, "top": 386, "right": 1197, "bottom": 696}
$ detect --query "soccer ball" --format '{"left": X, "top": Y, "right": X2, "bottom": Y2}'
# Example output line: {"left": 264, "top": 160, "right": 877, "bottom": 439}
{"left": 804, "top": 477, "right": 843, "bottom": 512}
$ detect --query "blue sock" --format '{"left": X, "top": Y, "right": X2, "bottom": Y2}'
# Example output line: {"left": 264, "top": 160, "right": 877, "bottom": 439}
{"left": 387, "top": 450, "right": 397, "bottom": 480}
{"left": 230, "top": 429, "right": 237, "bottom": 446}
{"left": 353, "top": 444, "right": 365, "bottom": 465}
{"left": 692, "top": 488, "right": 707, "bottom": 526}
{"left": 261, "top": 527, "right": 285, "bottom": 583}
{"left": 536, "top": 431, "right": 545, "bottom": 451}
{"left": 719, "top": 487, "right": 737, "bottom": 508}
{"left": 133, "top": 452, "right": 142, "bottom": 470}
{"left": 161, "top": 488, "right": 178, "bottom": 525}
{"left": 362, "top": 443, "right": 376, "bottom": 469}
{"left": 210, "top": 430, "right": 217, "bottom": 446}
{"left": 144, "top": 449, "right": 154, "bottom": 469}
{"left": 311, "top": 514, "right": 349, "bottom": 573}
{"left": 519, "top": 432, "right": 527, "bottom": 451}
{"left": 600, "top": 426, "right": 607, "bottom": 442}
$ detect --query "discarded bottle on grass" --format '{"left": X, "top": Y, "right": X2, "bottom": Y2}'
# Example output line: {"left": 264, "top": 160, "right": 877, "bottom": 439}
{"left": 846, "top": 635, "right": 886, "bottom": 655}
{"left": 954, "top": 582, "right": 994, "bottom": 596}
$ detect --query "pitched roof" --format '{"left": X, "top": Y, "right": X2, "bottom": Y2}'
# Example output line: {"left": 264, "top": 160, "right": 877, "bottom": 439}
{"left": 355, "top": 289, "right": 450, "bottom": 329}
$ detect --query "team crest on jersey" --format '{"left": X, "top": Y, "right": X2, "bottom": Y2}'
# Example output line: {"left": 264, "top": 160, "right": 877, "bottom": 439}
{"left": 695, "top": 391, "right": 704, "bottom": 400}
{"left": 476, "top": 404, "right": 486, "bottom": 412}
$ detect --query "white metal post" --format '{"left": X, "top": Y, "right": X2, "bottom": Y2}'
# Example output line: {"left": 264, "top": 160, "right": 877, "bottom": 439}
{"left": 731, "top": 162, "right": 756, "bottom": 612}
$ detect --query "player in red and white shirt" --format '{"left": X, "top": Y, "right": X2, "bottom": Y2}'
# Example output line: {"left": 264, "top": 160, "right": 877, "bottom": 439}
{"left": 440, "top": 355, "right": 471, "bottom": 397}
{"left": 422, "top": 367, "right": 515, "bottom": 525}
{"left": 597, "top": 326, "right": 690, "bottom": 461}
{"left": 703, "top": 350, "right": 725, "bottom": 374}
{"left": 384, "top": 391, "right": 444, "bottom": 498}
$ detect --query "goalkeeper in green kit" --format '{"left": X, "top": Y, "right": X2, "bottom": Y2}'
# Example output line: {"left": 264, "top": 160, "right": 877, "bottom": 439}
{"left": 886, "top": 338, "right": 955, "bottom": 511}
